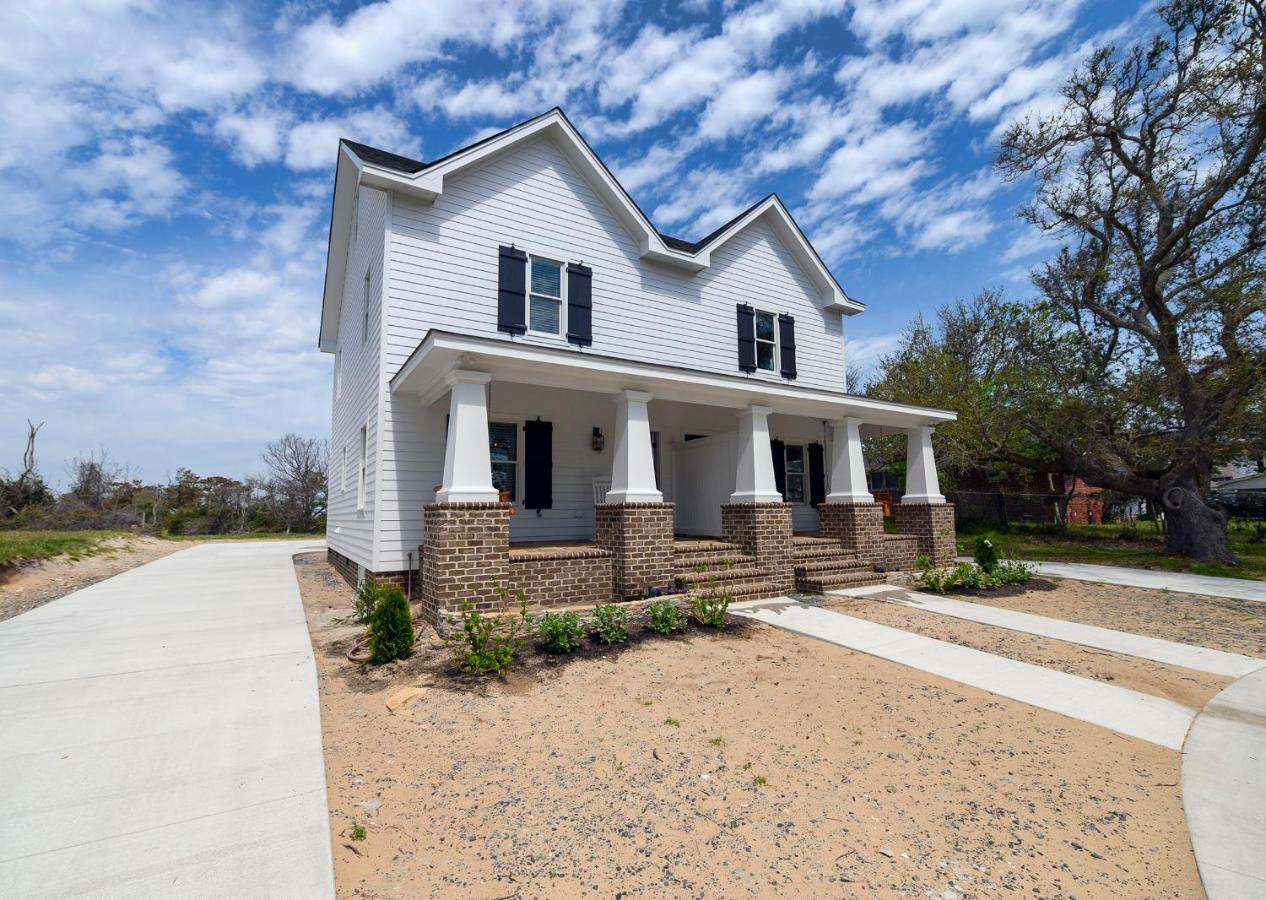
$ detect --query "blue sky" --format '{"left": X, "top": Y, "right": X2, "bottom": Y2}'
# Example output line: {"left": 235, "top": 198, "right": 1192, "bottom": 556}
{"left": 0, "top": 0, "right": 1144, "bottom": 484}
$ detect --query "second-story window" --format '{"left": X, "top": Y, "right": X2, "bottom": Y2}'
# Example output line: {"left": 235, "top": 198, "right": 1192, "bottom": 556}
{"left": 529, "top": 257, "right": 562, "bottom": 335}
{"left": 754, "top": 311, "right": 777, "bottom": 371}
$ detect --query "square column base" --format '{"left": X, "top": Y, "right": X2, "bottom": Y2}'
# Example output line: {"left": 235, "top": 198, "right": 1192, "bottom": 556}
{"left": 421, "top": 502, "right": 513, "bottom": 623}
{"left": 893, "top": 503, "right": 956, "bottom": 566}
{"left": 595, "top": 502, "right": 675, "bottom": 599}
{"left": 721, "top": 502, "right": 794, "bottom": 594}
{"left": 818, "top": 502, "right": 885, "bottom": 564}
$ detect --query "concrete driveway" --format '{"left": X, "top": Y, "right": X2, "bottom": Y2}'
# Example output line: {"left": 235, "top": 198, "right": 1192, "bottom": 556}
{"left": 0, "top": 540, "right": 334, "bottom": 899}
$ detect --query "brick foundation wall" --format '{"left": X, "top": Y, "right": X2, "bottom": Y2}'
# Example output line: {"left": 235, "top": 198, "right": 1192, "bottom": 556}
{"left": 818, "top": 502, "right": 885, "bottom": 564}
{"left": 720, "top": 502, "right": 794, "bottom": 593}
{"left": 420, "top": 502, "right": 512, "bottom": 623}
{"left": 327, "top": 547, "right": 420, "bottom": 599}
{"left": 893, "top": 503, "right": 957, "bottom": 566}
{"left": 506, "top": 547, "right": 615, "bottom": 609}
{"left": 595, "top": 503, "right": 675, "bottom": 599}
{"left": 880, "top": 534, "right": 919, "bottom": 572}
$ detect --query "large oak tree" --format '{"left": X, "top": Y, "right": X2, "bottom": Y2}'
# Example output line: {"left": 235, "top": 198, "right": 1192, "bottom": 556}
{"left": 987, "top": 0, "right": 1266, "bottom": 560}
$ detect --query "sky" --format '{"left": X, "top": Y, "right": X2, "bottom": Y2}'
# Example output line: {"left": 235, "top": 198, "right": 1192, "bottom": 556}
{"left": 0, "top": 0, "right": 1146, "bottom": 485}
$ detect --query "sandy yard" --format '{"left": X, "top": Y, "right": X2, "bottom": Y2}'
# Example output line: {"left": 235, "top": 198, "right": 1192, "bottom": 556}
{"left": 0, "top": 535, "right": 186, "bottom": 622}
{"left": 943, "top": 579, "right": 1266, "bottom": 658}
{"left": 294, "top": 552, "right": 1205, "bottom": 899}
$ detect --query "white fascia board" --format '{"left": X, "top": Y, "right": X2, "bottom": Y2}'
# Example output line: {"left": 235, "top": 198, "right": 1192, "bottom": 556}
{"left": 391, "top": 331, "right": 955, "bottom": 428}
{"left": 318, "top": 145, "right": 364, "bottom": 353}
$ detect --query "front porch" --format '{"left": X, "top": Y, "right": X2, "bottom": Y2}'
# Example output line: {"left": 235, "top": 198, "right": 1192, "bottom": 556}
{"left": 390, "top": 331, "right": 958, "bottom": 622}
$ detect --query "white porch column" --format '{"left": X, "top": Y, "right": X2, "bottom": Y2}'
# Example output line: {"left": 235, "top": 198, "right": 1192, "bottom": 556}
{"left": 825, "top": 416, "right": 873, "bottom": 504}
{"left": 902, "top": 425, "right": 946, "bottom": 504}
{"left": 606, "top": 389, "right": 663, "bottom": 503}
{"left": 730, "top": 405, "right": 783, "bottom": 503}
{"left": 436, "top": 369, "right": 499, "bottom": 503}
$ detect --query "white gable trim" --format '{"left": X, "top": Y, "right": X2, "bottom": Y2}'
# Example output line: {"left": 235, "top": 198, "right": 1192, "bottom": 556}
{"left": 320, "top": 109, "right": 862, "bottom": 351}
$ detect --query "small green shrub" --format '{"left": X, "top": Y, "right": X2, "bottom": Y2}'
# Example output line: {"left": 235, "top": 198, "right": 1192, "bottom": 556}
{"left": 445, "top": 581, "right": 529, "bottom": 676}
{"left": 646, "top": 600, "right": 685, "bottom": 634}
{"left": 993, "top": 558, "right": 1035, "bottom": 586}
{"left": 537, "top": 610, "right": 585, "bottom": 653}
{"left": 353, "top": 578, "right": 385, "bottom": 624}
{"left": 690, "top": 592, "right": 730, "bottom": 628}
{"left": 591, "top": 603, "right": 629, "bottom": 644}
{"left": 916, "top": 556, "right": 958, "bottom": 592}
{"left": 368, "top": 585, "right": 415, "bottom": 664}
{"left": 973, "top": 536, "right": 999, "bottom": 573}
{"left": 349, "top": 823, "right": 367, "bottom": 841}
{"left": 955, "top": 561, "right": 996, "bottom": 590}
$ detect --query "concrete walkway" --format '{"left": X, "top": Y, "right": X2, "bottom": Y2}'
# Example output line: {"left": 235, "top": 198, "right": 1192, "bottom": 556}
{"left": 731, "top": 597, "right": 1196, "bottom": 749}
{"left": 0, "top": 540, "right": 334, "bottom": 899}
{"left": 832, "top": 584, "right": 1265, "bottom": 678}
{"left": 959, "top": 558, "right": 1266, "bottom": 603}
{"left": 1182, "top": 666, "right": 1266, "bottom": 899}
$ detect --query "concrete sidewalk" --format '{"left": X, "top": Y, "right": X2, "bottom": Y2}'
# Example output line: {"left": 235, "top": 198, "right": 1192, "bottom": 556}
{"left": 732, "top": 597, "right": 1195, "bottom": 749}
{"left": 0, "top": 540, "right": 334, "bottom": 899}
{"left": 833, "top": 584, "right": 1265, "bottom": 678}
{"left": 960, "top": 558, "right": 1266, "bottom": 603}
{"left": 1182, "top": 666, "right": 1266, "bottom": 898}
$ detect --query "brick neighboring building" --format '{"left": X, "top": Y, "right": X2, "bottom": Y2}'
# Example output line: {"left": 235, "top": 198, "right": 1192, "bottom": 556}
{"left": 317, "top": 109, "right": 958, "bottom": 622}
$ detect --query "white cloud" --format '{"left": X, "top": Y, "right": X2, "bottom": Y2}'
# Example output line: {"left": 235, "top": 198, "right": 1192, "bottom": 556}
{"left": 214, "top": 109, "right": 290, "bottom": 167}
{"left": 284, "top": 107, "right": 421, "bottom": 171}
{"left": 698, "top": 69, "right": 789, "bottom": 141}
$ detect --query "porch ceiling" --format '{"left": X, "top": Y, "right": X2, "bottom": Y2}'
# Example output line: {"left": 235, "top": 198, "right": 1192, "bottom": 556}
{"left": 390, "top": 330, "right": 956, "bottom": 429}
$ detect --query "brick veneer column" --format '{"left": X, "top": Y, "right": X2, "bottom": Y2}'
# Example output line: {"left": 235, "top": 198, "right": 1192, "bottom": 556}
{"left": 892, "top": 503, "right": 957, "bottom": 566}
{"left": 818, "top": 502, "right": 885, "bottom": 565}
{"left": 720, "top": 502, "right": 794, "bottom": 593}
{"left": 420, "top": 501, "right": 512, "bottom": 623}
{"left": 595, "top": 502, "right": 675, "bottom": 599}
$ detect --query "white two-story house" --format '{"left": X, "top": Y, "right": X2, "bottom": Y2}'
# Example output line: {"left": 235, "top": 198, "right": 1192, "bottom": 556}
{"left": 318, "top": 108, "right": 957, "bottom": 622}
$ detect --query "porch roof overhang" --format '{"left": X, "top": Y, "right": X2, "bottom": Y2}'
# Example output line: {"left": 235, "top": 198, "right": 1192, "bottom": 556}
{"left": 390, "top": 331, "right": 957, "bottom": 430}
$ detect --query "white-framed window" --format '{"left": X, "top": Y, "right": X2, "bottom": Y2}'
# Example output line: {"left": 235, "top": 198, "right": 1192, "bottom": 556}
{"left": 784, "top": 444, "right": 805, "bottom": 504}
{"left": 527, "top": 256, "right": 563, "bottom": 335}
{"left": 755, "top": 310, "right": 777, "bottom": 372}
{"left": 489, "top": 421, "right": 518, "bottom": 501}
{"left": 341, "top": 445, "right": 348, "bottom": 493}
{"left": 357, "top": 425, "right": 367, "bottom": 511}
{"left": 361, "top": 270, "right": 371, "bottom": 345}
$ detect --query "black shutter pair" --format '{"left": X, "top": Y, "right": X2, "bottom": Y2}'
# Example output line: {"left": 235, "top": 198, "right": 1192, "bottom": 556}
{"left": 523, "top": 420, "right": 552, "bottom": 509}
{"left": 770, "top": 438, "right": 786, "bottom": 500}
{"left": 496, "top": 247, "right": 593, "bottom": 346}
{"left": 808, "top": 442, "right": 826, "bottom": 508}
{"left": 735, "top": 304, "right": 797, "bottom": 379}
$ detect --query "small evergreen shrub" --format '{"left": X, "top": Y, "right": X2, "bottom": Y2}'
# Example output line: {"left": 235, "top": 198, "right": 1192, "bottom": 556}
{"left": 368, "top": 585, "right": 415, "bottom": 664}
{"left": 353, "top": 578, "right": 384, "bottom": 624}
{"left": 591, "top": 603, "right": 629, "bottom": 644}
{"left": 973, "top": 536, "right": 999, "bottom": 573}
{"left": 690, "top": 592, "right": 730, "bottom": 628}
{"left": 537, "top": 610, "right": 585, "bottom": 653}
{"left": 646, "top": 600, "right": 685, "bottom": 634}
{"left": 445, "top": 581, "right": 529, "bottom": 676}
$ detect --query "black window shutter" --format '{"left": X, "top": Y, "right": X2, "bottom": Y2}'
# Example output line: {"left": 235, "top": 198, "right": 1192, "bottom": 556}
{"left": 770, "top": 438, "right": 786, "bottom": 500}
{"left": 523, "top": 419, "right": 552, "bottom": 509}
{"left": 778, "top": 314, "right": 797, "bottom": 379}
{"left": 808, "top": 442, "right": 826, "bottom": 508}
{"left": 497, "top": 246, "right": 527, "bottom": 334}
{"left": 737, "top": 304, "right": 756, "bottom": 372}
{"left": 566, "top": 263, "right": 592, "bottom": 346}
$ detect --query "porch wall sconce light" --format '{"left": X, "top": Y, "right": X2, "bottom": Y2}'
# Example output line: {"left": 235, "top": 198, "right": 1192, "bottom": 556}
{"left": 591, "top": 427, "right": 605, "bottom": 452}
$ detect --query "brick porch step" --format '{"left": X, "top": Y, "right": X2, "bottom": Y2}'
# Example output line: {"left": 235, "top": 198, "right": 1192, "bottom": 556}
{"left": 672, "top": 541, "right": 744, "bottom": 563}
{"left": 792, "top": 535, "right": 839, "bottom": 547}
{"left": 792, "top": 544, "right": 858, "bottom": 562}
{"left": 797, "top": 569, "right": 887, "bottom": 591}
{"left": 676, "top": 568, "right": 770, "bottom": 589}
{"left": 794, "top": 557, "right": 867, "bottom": 576}
{"left": 674, "top": 553, "right": 757, "bottom": 569}
{"left": 654, "top": 579, "right": 782, "bottom": 604}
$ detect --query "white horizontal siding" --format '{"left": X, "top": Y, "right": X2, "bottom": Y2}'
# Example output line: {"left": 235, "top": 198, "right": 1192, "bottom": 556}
{"left": 326, "top": 186, "right": 388, "bottom": 571}
{"left": 383, "top": 135, "right": 846, "bottom": 391}
{"left": 375, "top": 386, "right": 837, "bottom": 564}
